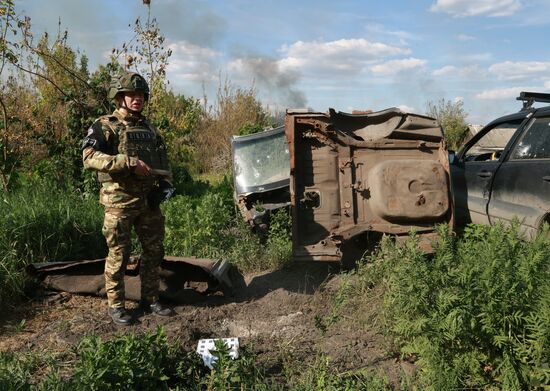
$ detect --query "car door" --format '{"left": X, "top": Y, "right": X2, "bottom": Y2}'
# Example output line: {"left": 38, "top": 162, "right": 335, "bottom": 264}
{"left": 488, "top": 113, "right": 550, "bottom": 237}
{"left": 452, "top": 118, "right": 524, "bottom": 226}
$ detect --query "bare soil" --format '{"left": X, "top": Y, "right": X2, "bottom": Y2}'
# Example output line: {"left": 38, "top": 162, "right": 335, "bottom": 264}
{"left": 0, "top": 262, "right": 413, "bottom": 385}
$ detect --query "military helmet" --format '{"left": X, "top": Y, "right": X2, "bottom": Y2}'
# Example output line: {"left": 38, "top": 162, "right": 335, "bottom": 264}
{"left": 108, "top": 72, "right": 150, "bottom": 102}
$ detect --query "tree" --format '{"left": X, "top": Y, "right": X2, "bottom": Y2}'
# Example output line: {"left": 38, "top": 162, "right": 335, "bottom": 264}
{"left": 0, "top": 2, "right": 109, "bottom": 191}
{"left": 154, "top": 91, "right": 203, "bottom": 165}
{"left": 0, "top": 0, "right": 24, "bottom": 191}
{"left": 115, "top": 5, "right": 171, "bottom": 120}
{"left": 426, "top": 98, "right": 469, "bottom": 151}
{"left": 114, "top": 5, "right": 202, "bottom": 169}
{"left": 193, "top": 78, "right": 272, "bottom": 173}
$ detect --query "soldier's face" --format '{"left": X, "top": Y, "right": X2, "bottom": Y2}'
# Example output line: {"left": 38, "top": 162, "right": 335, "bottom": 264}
{"left": 122, "top": 91, "right": 145, "bottom": 112}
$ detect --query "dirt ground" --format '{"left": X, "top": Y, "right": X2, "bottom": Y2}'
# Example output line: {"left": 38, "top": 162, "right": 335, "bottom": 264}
{"left": 0, "top": 262, "right": 413, "bottom": 385}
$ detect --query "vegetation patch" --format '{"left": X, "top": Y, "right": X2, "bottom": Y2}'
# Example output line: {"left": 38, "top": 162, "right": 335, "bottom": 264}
{"left": 0, "top": 327, "right": 390, "bottom": 390}
{"left": 335, "top": 223, "right": 550, "bottom": 390}
{"left": 0, "top": 174, "right": 292, "bottom": 310}
{"left": 0, "top": 179, "right": 105, "bottom": 308}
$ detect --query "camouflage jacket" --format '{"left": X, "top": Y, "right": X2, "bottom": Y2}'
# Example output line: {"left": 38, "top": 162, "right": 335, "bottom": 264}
{"left": 82, "top": 109, "right": 172, "bottom": 209}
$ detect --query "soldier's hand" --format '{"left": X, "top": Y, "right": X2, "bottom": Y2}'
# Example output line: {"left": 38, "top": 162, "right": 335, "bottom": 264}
{"left": 134, "top": 159, "right": 152, "bottom": 176}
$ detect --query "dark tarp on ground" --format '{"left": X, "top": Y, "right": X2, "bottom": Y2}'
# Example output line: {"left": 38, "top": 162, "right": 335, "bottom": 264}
{"left": 26, "top": 256, "right": 245, "bottom": 304}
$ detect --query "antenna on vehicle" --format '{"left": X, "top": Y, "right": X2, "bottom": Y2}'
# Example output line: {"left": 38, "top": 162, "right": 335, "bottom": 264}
{"left": 516, "top": 91, "right": 550, "bottom": 111}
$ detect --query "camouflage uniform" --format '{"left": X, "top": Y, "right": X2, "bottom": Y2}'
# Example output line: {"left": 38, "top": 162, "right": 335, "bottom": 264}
{"left": 83, "top": 107, "right": 171, "bottom": 309}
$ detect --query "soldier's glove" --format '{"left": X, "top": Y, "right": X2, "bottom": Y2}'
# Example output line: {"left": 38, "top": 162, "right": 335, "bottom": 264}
{"left": 147, "top": 179, "right": 175, "bottom": 210}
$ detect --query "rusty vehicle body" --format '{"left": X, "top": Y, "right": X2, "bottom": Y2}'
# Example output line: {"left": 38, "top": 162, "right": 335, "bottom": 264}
{"left": 231, "top": 126, "right": 291, "bottom": 233}
{"left": 285, "top": 108, "right": 453, "bottom": 261}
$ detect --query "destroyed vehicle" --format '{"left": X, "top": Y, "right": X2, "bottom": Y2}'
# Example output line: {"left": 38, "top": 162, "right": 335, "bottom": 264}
{"left": 231, "top": 126, "right": 291, "bottom": 233}
{"left": 450, "top": 91, "right": 550, "bottom": 236}
{"left": 285, "top": 108, "right": 453, "bottom": 262}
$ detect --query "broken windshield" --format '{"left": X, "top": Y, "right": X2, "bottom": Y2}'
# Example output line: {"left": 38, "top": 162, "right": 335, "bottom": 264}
{"left": 232, "top": 126, "right": 290, "bottom": 195}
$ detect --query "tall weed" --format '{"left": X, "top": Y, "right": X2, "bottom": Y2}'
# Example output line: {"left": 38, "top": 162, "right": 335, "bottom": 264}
{"left": 264, "top": 209, "right": 292, "bottom": 267}
{"left": 0, "top": 179, "right": 105, "bottom": 308}
{"left": 363, "top": 223, "right": 550, "bottom": 390}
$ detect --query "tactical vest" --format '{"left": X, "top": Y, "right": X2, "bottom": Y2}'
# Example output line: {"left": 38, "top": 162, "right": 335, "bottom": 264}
{"left": 97, "top": 120, "right": 170, "bottom": 183}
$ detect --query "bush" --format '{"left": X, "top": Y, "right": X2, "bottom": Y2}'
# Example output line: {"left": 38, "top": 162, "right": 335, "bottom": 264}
{"left": 163, "top": 176, "right": 235, "bottom": 259}
{"left": 0, "top": 328, "right": 204, "bottom": 390}
{"left": 264, "top": 209, "right": 292, "bottom": 268}
{"left": 191, "top": 80, "right": 272, "bottom": 173}
{"left": 363, "top": 223, "right": 550, "bottom": 390}
{"left": 163, "top": 176, "right": 291, "bottom": 271}
{"left": 69, "top": 327, "right": 205, "bottom": 390}
{"left": 426, "top": 98, "right": 469, "bottom": 151}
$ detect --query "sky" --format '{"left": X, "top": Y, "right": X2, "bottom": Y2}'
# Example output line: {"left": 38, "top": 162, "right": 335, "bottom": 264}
{"left": 13, "top": 0, "right": 550, "bottom": 124}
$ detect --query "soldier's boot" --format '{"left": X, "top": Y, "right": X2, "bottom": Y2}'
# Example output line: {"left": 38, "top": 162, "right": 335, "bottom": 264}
{"left": 141, "top": 300, "right": 174, "bottom": 317}
{"left": 108, "top": 307, "right": 133, "bottom": 326}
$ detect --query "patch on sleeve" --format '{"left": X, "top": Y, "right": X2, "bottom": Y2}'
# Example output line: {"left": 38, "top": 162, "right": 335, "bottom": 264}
{"left": 81, "top": 120, "right": 108, "bottom": 152}
{"left": 81, "top": 137, "right": 97, "bottom": 150}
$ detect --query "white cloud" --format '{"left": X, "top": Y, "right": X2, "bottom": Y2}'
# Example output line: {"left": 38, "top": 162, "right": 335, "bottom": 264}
{"left": 365, "top": 23, "right": 419, "bottom": 42}
{"left": 370, "top": 58, "right": 426, "bottom": 76}
{"left": 397, "top": 104, "right": 416, "bottom": 112}
{"left": 457, "top": 34, "right": 476, "bottom": 41}
{"left": 489, "top": 61, "right": 550, "bottom": 80}
{"left": 166, "top": 41, "right": 221, "bottom": 82}
{"left": 430, "top": 0, "right": 522, "bottom": 17}
{"left": 433, "top": 64, "right": 486, "bottom": 78}
{"left": 433, "top": 65, "right": 458, "bottom": 76}
{"left": 462, "top": 53, "right": 492, "bottom": 62}
{"left": 278, "top": 38, "right": 410, "bottom": 76}
{"left": 476, "top": 86, "right": 537, "bottom": 100}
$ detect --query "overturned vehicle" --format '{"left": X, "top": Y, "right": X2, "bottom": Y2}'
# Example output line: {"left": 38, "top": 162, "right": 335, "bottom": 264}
{"left": 232, "top": 108, "right": 453, "bottom": 262}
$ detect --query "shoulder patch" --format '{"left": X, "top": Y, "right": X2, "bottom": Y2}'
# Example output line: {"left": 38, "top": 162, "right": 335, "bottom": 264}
{"left": 90, "top": 120, "right": 105, "bottom": 133}
{"left": 96, "top": 114, "right": 116, "bottom": 123}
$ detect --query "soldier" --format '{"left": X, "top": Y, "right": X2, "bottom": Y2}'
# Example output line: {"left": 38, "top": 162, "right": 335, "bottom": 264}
{"left": 82, "top": 71, "right": 175, "bottom": 325}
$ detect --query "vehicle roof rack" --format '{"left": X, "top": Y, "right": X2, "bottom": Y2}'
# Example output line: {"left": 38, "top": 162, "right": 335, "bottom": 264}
{"left": 516, "top": 91, "right": 550, "bottom": 111}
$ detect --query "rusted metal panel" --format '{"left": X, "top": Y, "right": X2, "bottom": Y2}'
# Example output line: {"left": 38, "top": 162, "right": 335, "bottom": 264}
{"left": 27, "top": 256, "right": 246, "bottom": 300}
{"left": 285, "top": 108, "right": 453, "bottom": 261}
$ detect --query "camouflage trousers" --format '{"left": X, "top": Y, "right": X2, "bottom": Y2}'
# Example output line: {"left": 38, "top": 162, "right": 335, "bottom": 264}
{"left": 102, "top": 206, "right": 165, "bottom": 308}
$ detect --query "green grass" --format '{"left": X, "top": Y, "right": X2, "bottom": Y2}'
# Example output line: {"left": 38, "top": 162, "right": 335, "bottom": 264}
{"left": 0, "top": 179, "right": 105, "bottom": 308}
